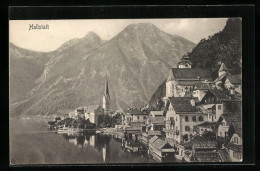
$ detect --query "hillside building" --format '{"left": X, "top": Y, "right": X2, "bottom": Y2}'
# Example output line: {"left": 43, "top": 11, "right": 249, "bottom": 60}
{"left": 215, "top": 113, "right": 241, "bottom": 143}
{"left": 214, "top": 63, "right": 242, "bottom": 95}
{"left": 165, "top": 55, "right": 213, "bottom": 98}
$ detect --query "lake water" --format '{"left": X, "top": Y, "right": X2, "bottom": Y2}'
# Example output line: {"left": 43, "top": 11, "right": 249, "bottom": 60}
{"left": 10, "top": 119, "right": 159, "bottom": 165}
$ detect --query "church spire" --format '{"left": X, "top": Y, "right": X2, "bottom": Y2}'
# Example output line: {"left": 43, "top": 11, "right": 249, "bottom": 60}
{"left": 103, "top": 74, "right": 110, "bottom": 113}
{"left": 104, "top": 74, "right": 110, "bottom": 99}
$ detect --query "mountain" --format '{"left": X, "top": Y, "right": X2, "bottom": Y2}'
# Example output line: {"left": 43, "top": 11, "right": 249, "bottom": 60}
{"left": 10, "top": 23, "right": 195, "bottom": 116}
{"left": 146, "top": 18, "right": 242, "bottom": 110}
{"left": 188, "top": 18, "right": 242, "bottom": 76}
{"left": 9, "top": 43, "right": 52, "bottom": 103}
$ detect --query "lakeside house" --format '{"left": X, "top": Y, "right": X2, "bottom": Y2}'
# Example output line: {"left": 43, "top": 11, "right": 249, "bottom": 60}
{"left": 164, "top": 97, "right": 208, "bottom": 143}
{"left": 149, "top": 136, "right": 175, "bottom": 162}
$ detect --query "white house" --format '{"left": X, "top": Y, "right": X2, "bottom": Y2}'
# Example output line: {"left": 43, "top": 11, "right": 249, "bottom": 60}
{"left": 84, "top": 105, "right": 104, "bottom": 126}
{"left": 164, "top": 97, "right": 208, "bottom": 143}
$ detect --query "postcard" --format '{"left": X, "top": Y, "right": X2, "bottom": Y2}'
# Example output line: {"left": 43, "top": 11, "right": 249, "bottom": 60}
{"left": 9, "top": 18, "right": 242, "bottom": 164}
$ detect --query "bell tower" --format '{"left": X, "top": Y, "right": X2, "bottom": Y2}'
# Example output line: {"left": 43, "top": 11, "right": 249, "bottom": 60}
{"left": 103, "top": 74, "right": 110, "bottom": 114}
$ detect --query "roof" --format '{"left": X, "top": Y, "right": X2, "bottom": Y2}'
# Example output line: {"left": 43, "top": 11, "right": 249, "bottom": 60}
{"left": 193, "top": 152, "right": 222, "bottom": 162}
{"left": 207, "top": 89, "right": 232, "bottom": 101}
{"left": 149, "top": 116, "right": 165, "bottom": 124}
{"left": 194, "top": 83, "right": 212, "bottom": 90}
{"left": 150, "top": 111, "right": 163, "bottom": 116}
{"left": 226, "top": 142, "right": 242, "bottom": 152}
{"left": 149, "top": 136, "right": 159, "bottom": 143}
{"left": 218, "top": 149, "right": 231, "bottom": 162}
{"left": 178, "top": 80, "right": 203, "bottom": 86}
{"left": 193, "top": 140, "right": 217, "bottom": 149}
{"left": 214, "top": 73, "right": 227, "bottom": 82}
{"left": 167, "top": 68, "right": 213, "bottom": 82}
{"left": 195, "top": 122, "right": 216, "bottom": 128}
{"left": 221, "top": 113, "right": 241, "bottom": 123}
{"left": 147, "top": 130, "right": 162, "bottom": 136}
{"left": 231, "top": 121, "right": 242, "bottom": 137}
{"left": 85, "top": 105, "right": 102, "bottom": 113}
{"left": 153, "top": 138, "right": 169, "bottom": 149}
{"left": 219, "top": 63, "right": 228, "bottom": 72}
{"left": 168, "top": 97, "right": 202, "bottom": 114}
{"left": 226, "top": 75, "right": 242, "bottom": 84}
{"left": 216, "top": 113, "right": 241, "bottom": 128}
{"left": 126, "top": 108, "right": 150, "bottom": 115}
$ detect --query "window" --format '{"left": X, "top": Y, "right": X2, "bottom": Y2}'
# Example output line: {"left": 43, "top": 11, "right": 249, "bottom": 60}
{"left": 234, "top": 137, "right": 238, "bottom": 144}
{"left": 167, "top": 132, "right": 169, "bottom": 137}
{"left": 185, "top": 126, "right": 190, "bottom": 131}
{"left": 192, "top": 116, "right": 196, "bottom": 122}
{"left": 137, "top": 116, "right": 139, "bottom": 120}
{"left": 222, "top": 122, "right": 225, "bottom": 126}
{"left": 170, "top": 133, "right": 173, "bottom": 138}
{"left": 144, "top": 116, "right": 146, "bottom": 119}
{"left": 218, "top": 105, "right": 222, "bottom": 110}
{"left": 233, "top": 152, "right": 242, "bottom": 159}
{"left": 198, "top": 116, "right": 204, "bottom": 121}
{"left": 185, "top": 116, "right": 189, "bottom": 122}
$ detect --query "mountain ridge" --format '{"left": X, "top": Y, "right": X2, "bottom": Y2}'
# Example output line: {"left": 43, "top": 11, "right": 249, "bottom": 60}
{"left": 10, "top": 23, "right": 195, "bottom": 116}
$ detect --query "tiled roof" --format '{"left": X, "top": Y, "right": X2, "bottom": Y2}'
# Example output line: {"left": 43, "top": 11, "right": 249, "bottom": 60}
{"left": 147, "top": 130, "right": 162, "bottom": 136}
{"left": 168, "top": 97, "right": 202, "bottom": 114}
{"left": 222, "top": 113, "right": 241, "bottom": 123}
{"left": 152, "top": 138, "right": 169, "bottom": 149}
{"left": 226, "top": 142, "right": 242, "bottom": 152}
{"left": 216, "top": 113, "right": 241, "bottom": 128}
{"left": 218, "top": 149, "right": 231, "bottom": 162}
{"left": 149, "top": 136, "right": 158, "bottom": 143}
{"left": 195, "top": 122, "right": 216, "bottom": 128}
{"left": 194, "top": 83, "right": 212, "bottom": 90}
{"left": 149, "top": 116, "right": 165, "bottom": 124}
{"left": 169, "top": 68, "right": 213, "bottom": 81}
{"left": 193, "top": 140, "right": 217, "bottom": 148}
{"left": 232, "top": 121, "right": 242, "bottom": 137}
{"left": 226, "top": 75, "right": 242, "bottom": 84}
{"left": 193, "top": 152, "right": 222, "bottom": 162}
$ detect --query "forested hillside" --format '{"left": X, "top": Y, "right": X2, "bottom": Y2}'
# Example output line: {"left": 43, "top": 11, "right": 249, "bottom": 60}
{"left": 187, "top": 18, "right": 242, "bottom": 76}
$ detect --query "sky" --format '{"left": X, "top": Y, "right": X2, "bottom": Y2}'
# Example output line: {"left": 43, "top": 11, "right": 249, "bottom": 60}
{"left": 9, "top": 18, "right": 228, "bottom": 52}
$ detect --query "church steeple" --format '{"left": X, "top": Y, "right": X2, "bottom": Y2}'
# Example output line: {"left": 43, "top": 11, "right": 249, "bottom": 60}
{"left": 178, "top": 54, "right": 192, "bottom": 68}
{"left": 103, "top": 74, "right": 110, "bottom": 114}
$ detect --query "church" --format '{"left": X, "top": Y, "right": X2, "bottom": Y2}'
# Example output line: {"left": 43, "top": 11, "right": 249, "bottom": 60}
{"left": 165, "top": 54, "right": 214, "bottom": 98}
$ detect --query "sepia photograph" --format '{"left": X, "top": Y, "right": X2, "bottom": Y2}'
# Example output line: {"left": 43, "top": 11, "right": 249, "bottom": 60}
{"left": 9, "top": 18, "right": 242, "bottom": 164}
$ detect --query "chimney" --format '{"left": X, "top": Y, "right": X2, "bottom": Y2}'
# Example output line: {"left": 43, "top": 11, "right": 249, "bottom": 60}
{"left": 190, "top": 99, "right": 195, "bottom": 106}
